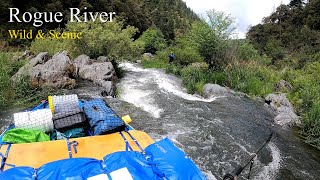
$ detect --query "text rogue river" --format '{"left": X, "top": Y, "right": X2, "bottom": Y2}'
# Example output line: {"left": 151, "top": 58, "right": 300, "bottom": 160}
{"left": 114, "top": 63, "right": 320, "bottom": 180}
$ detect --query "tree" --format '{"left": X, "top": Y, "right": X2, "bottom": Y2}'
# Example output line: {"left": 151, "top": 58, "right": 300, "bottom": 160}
{"left": 137, "top": 27, "right": 167, "bottom": 54}
{"left": 183, "top": 10, "right": 236, "bottom": 69}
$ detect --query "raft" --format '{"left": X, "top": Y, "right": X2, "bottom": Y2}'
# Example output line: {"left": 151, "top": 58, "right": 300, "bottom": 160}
{"left": 0, "top": 96, "right": 206, "bottom": 179}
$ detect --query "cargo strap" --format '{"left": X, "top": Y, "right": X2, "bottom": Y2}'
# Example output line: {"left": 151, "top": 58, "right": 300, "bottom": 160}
{"left": 125, "top": 130, "right": 144, "bottom": 152}
{"left": 66, "top": 139, "right": 78, "bottom": 158}
{"left": 0, "top": 144, "right": 14, "bottom": 171}
{"left": 119, "top": 132, "right": 133, "bottom": 151}
{"left": 124, "top": 131, "right": 165, "bottom": 178}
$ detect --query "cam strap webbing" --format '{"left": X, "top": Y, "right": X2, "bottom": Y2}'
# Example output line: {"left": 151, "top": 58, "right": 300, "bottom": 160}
{"left": 119, "top": 131, "right": 133, "bottom": 151}
{"left": 125, "top": 130, "right": 144, "bottom": 152}
{"left": 0, "top": 144, "right": 13, "bottom": 171}
{"left": 66, "top": 139, "right": 78, "bottom": 158}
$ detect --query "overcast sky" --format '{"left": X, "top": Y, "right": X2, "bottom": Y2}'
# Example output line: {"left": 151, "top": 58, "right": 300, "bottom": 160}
{"left": 182, "top": 0, "right": 291, "bottom": 38}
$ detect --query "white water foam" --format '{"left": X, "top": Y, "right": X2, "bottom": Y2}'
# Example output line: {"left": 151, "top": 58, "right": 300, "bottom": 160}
{"left": 153, "top": 71, "right": 223, "bottom": 102}
{"left": 253, "top": 142, "right": 282, "bottom": 180}
{"left": 119, "top": 83, "right": 163, "bottom": 118}
{"left": 120, "top": 63, "right": 223, "bottom": 102}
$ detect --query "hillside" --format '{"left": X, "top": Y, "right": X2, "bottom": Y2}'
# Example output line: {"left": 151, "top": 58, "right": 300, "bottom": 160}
{"left": 0, "top": 0, "right": 198, "bottom": 45}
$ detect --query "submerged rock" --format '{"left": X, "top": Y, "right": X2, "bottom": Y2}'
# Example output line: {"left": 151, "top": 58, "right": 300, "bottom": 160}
{"left": 265, "top": 93, "right": 300, "bottom": 126}
{"left": 202, "top": 84, "right": 231, "bottom": 98}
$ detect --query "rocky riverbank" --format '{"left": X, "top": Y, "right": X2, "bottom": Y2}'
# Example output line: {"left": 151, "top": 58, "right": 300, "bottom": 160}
{"left": 201, "top": 83, "right": 300, "bottom": 127}
{"left": 12, "top": 51, "right": 118, "bottom": 97}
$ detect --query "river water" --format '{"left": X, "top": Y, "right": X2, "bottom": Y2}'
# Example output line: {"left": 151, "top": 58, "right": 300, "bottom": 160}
{"left": 112, "top": 63, "right": 320, "bottom": 180}
{"left": 1, "top": 62, "right": 320, "bottom": 180}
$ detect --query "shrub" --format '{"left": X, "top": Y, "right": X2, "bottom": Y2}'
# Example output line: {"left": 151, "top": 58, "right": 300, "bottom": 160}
{"left": 137, "top": 27, "right": 167, "bottom": 54}
{"left": 67, "top": 20, "right": 143, "bottom": 60}
{"left": 30, "top": 36, "right": 73, "bottom": 57}
{"left": 30, "top": 21, "right": 143, "bottom": 60}
{"left": 154, "top": 46, "right": 204, "bottom": 66}
{"left": 237, "top": 41, "right": 259, "bottom": 61}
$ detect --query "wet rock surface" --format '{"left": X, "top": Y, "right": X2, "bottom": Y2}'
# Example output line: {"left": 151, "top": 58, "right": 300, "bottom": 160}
{"left": 202, "top": 84, "right": 232, "bottom": 98}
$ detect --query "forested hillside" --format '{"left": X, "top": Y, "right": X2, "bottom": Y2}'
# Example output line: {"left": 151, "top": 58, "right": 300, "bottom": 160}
{"left": 0, "top": 0, "right": 198, "bottom": 45}
{"left": 247, "top": 0, "right": 320, "bottom": 67}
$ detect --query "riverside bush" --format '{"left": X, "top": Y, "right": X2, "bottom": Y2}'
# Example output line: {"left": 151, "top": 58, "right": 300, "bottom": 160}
{"left": 154, "top": 46, "right": 204, "bottom": 66}
{"left": 137, "top": 27, "right": 167, "bottom": 54}
{"left": 67, "top": 20, "right": 143, "bottom": 59}
{"left": 30, "top": 20, "right": 143, "bottom": 60}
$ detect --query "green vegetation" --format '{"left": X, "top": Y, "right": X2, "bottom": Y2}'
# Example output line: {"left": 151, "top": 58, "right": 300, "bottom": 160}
{"left": 30, "top": 20, "right": 143, "bottom": 59}
{"left": 1, "top": 0, "right": 198, "bottom": 46}
{"left": 141, "top": 0, "right": 320, "bottom": 149}
{"left": 137, "top": 27, "right": 167, "bottom": 54}
{"left": 0, "top": 0, "right": 319, "bottom": 148}
{"left": 0, "top": 52, "right": 55, "bottom": 112}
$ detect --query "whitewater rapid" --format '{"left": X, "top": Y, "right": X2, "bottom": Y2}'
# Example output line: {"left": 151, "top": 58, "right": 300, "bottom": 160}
{"left": 117, "top": 63, "right": 288, "bottom": 180}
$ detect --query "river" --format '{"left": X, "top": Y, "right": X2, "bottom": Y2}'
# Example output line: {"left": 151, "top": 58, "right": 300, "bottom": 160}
{"left": 111, "top": 62, "right": 320, "bottom": 180}
{"left": 1, "top": 62, "right": 320, "bottom": 180}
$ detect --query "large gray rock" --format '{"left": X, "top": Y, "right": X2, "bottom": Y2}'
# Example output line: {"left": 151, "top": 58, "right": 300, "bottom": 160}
{"left": 97, "top": 56, "right": 109, "bottom": 62}
{"left": 143, "top": 53, "right": 154, "bottom": 59}
{"left": 202, "top": 84, "right": 231, "bottom": 98}
{"left": 75, "top": 55, "right": 117, "bottom": 97}
{"left": 12, "top": 52, "right": 50, "bottom": 81}
{"left": 30, "top": 51, "right": 76, "bottom": 88}
{"left": 13, "top": 51, "right": 76, "bottom": 88}
{"left": 265, "top": 93, "right": 300, "bottom": 126}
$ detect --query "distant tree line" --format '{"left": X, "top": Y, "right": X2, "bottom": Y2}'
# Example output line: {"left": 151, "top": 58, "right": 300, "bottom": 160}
{"left": 247, "top": 0, "right": 320, "bottom": 67}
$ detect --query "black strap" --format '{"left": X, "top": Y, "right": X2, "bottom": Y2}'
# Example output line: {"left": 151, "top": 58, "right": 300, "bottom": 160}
{"left": 247, "top": 159, "right": 255, "bottom": 180}
{"left": 0, "top": 144, "right": 12, "bottom": 171}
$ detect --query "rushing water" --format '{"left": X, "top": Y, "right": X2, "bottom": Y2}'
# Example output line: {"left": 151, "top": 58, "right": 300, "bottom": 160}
{"left": 113, "top": 62, "right": 320, "bottom": 180}
{"left": 1, "top": 62, "right": 320, "bottom": 180}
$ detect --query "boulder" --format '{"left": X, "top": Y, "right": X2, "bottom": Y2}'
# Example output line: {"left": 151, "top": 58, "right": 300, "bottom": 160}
{"left": 265, "top": 93, "right": 300, "bottom": 126}
{"left": 202, "top": 84, "right": 231, "bottom": 98}
{"left": 30, "top": 51, "right": 76, "bottom": 88}
{"left": 143, "top": 53, "right": 153, "bottom": 59}
{"left": 12, "top": 52, "right": 50, "bottom": 82}
{"left": 97, "top": 56, "right": 109, "bottom": 62}
{"left": 274, "top": 80, "right": 293, "bottom": 92}
{"left": 74, "top": 54, "right": 91, "bottom": 68}
{"left": 75, "top": 54, "right": 117, "bottom": 96}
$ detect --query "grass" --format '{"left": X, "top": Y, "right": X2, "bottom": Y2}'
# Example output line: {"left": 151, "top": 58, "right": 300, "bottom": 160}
{"left": 0, "top": 52, "right": 55, "bottom": 112}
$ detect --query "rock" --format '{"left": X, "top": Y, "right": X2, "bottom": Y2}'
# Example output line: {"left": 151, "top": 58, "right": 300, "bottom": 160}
{"left": 74, "top": 55, "right": 91, "bottom": 67}
{"left": 136, "top": 60, "right": 142, "bottom": 64}
{"left": 265, "top": 93, "right": 300, "bottom": 126}
{"left": 274, "top": 80, "right": 293, "bottom": 92}
{"left": 76, "top": 55, "right": 117, "bottom": 96}
{"left": 97, "top": 56, "right": 109, "bottom": 62}
{"left": 202, "top": 84, "right": 231, "bottom": 98}
{"left": 13, "top": 51, "right": 76, "bottom": 88}
{"left": 15, "top": 50, "right": 34, "bottom": 61}
{"left": 30, "top": 51, "right": 76, "bottom": 88}
{"left": 189, "top": 62, "right": 209, "bottom": 70}
{"left": 12, "top": 52, "right": 50, "bottom": 81}
{"left": 143, "top": 53, "right": 153, "bottom": 59}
